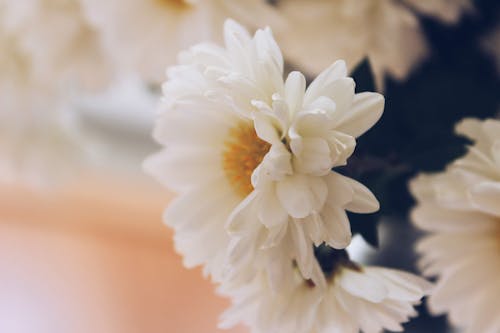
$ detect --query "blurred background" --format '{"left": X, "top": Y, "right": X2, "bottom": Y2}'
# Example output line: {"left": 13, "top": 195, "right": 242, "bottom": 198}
{"left": 0, "top": 0, "right": 498, "bottom": 332}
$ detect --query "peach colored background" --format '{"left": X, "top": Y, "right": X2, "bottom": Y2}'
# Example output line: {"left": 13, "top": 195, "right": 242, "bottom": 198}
{"left": 0, "top": 172, "right": 246, "bottom": 333}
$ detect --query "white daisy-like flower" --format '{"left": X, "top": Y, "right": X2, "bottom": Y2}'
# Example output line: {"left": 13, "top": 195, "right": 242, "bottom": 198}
{"left": 0, "top": 0, "right": 112, "bottom": 89}
{"left": 0, "top": 6, "right": 88, "bottom": 187}
{"left": 0, "top": 110, "right": 86, "bottom": 187}
{"left": 273, "top": 0, "right": 473, "bottom": 90}
{"left": 410, "top": 118, "right": 500, "bottom": 333}
{"left": 80, "top": 0, "right": 281, "bottom": 83}
{"left": 145, "top": 19, "right": 383, "bottom": 281}
{"left": 220, "top": 248, "right": 432, "bottom": 333}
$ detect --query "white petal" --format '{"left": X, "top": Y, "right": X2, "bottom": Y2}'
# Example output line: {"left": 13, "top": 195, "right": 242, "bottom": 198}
{"left": 324, "top": 77, "right": 355, "bottom": 115}
{"left": 257, "top": 184, "right": 289, "bottom": 228}
{"left": 411, "top": 203, "right": 497, "bottom": 232}
{"left": 252, "top": 109, "right": 281, "bottom": 144}
{"left": 320, "top": 204, "right": 352, "bottom": 249}
{"left": 306, "top": 96, "right": 337, "bottom": 115}
{"left": 327, "top": 130, "right": 356, "bottom": 167}
{"left": 469, "top": 181, "right": 500, "bottom": 216}
{"left": 339, "top": 268, "right": 388, "bottom": 303}
{"left": 366, "top": 267, "right": 433, "bottom": 302}
{"left": 224, "top": 19, "right": 251, "bottom": 55}
{"left": 455, "top": 117, "right": 482, "bottom": 140}
{"left": 289, "top": 220, "right": 314, "bottom": 278}
{"left": 292, "top": 137, "right": 332, "bottom": 175}
{"left": 276, "top": 174, "right": 327, "bottom": 218}
{"left": 255, "top": 27, "right": 284, "bottom": 72}
{"left": 261, "top": 223, "right": 288, "bottom": 249}
{"left": 226, "top": 190, "right": 259, "bottom": 234}
{"left": 344, "top": 177, "right": 380, "bottom": 213}
{"left": 336, "top": 92, "right": 384, "bottom": 138}
{"left": 252, "top": 143, "right": 292, "bottom": 184}
{"left": 324, "top": 172, "right": 355, "bottom": 207}
{"left": 304, "top": 60, "right": 348, "bottom": 105}
{"left": 143, "top": 147, "right": 222, "bottom": 190}
{"left": 285, "top": 71, "right": 306, "bottom": 115}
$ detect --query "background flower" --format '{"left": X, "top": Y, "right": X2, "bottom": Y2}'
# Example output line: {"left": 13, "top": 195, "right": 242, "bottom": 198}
{"left": 80, "top": 0, "right": 282, "bottom": 83}
{"left": 410, "top": 118, "right": 500, "bottom": 333}
{"left": 220, "top": 247, "right": 432, "bottom": 333}
{"left": 272, "top": 0, "right": 473, "bottom": 90}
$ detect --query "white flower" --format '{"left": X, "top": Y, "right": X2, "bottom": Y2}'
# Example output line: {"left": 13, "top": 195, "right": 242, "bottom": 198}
{"left": 0, "top": 0, "right": 112, "bottom": 89}
{"left": 0, "top": 110, "right": 86, "bottom": 187}
{"left": 0, "top": 5, "right": 90, "bottom": 187}
{"left": 220, "top": 249, "right": 432, "bottom": 333}
{"left": 80, "top": 0, "right": 281, "bottom": 83}
{"left": 273, "top": 0, "right": 473, "bottom": 90}
{"left": 145, "top": 20, "right": 383, "bottom": 281}
{"left": 410, "top": 118, "right": 500, "bottom": 333}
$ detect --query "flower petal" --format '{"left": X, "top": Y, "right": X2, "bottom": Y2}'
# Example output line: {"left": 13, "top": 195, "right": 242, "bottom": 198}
{"left": 276, "top": 174, "right": 327, "bottom": 218}
{"left": 285, "top": 71, "right": 306, "bottom": 115}
{"left": 344, "top": 177, "right": 380, "bottom": 213}
{"left": 339, "top": 268, "right": 388, "bottom": 303}
{"left": 469, "top": 181, "right": 500, "bottom": 216}
{"left": 320, "top": 204, "right": 352, "bottom": 249}
{"left": 336, "top": 92, "right": 384, "bottom": 138}
{"left": 304, "top": 60, "right": 348, "bottom": 105}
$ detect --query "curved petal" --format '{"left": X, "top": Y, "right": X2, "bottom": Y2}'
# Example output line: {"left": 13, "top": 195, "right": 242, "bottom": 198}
{"left": 336, "top": 92, "right": 384, "bottom": 138}
{"left": 304, "top": 60, "right": 348, "bottom": 105}
{"left": 285, "top": 71, "right": 306, "bottom": 115}
{"left": 276, "top": 174, "right": 327, "bottom": 218}
{"left": 320, "top": 204, "right": 352, "bottom": 249}
{"left": 469, "top": 181, "right": 500, "bottom": 217}
{"left": 339, "top": 268, "right": 388, "bottom": 303}
{"left": 344, "top": 177, "right": 380, "bottom": 213}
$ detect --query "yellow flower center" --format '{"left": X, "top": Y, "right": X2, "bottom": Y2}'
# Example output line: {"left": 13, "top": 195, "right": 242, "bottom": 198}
{"left": 222, "top": 122, "right": 271, "bottom": 198}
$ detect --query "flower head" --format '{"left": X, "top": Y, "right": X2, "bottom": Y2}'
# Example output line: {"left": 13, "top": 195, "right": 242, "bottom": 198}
{"left": 273, "top": 0, "right": 473, "bottom": 90}
{"left": 410, "top": 118, "right": 500, "bottom": 333}
{"left": 0, "top": 2, "right": 94, "bottom": 186}
{"left": 80, "top": 0, "right": 281, "bottom": 83}
{"left": 146, "top": 19, "right": 383, "bottom": 281}
{"left": 220, "top": 247, "right": 432, "bottom": 333}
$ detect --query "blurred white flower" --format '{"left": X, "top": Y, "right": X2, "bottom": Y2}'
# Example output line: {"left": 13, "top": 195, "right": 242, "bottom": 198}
{"left": 220, "top": 249, "right": 432, "bottom": 333}
{"left": 273, "top": 0, "right": 473, "bottom": 90}
{"left": 0, "top": 2, "right": 94, "bottom": 187}
{"left": 80, "top": 0, "right": 281, "bottom": 83}
{"left": 0, "top": 110, "right": 86, "bottom": 188}
{"left": 145, "top": 20, "right": 383, "bottom": 281}
{"left": 410, "top": 118, "right": 500, "bottom": 333}
{"left": 0, "top": 0, "right": 112, "bottom": 89}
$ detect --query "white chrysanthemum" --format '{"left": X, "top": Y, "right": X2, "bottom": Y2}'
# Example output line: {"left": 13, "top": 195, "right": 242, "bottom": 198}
{"left": 0, "top": 0, "right": 112, "bottom": 89}
{"left": 273, "top": 0, "right": 473, "bottom": 90}
{"left": 220, "top": 250, "right": 432, "bottom": 333}
{"left": 0, "top": 6, "right": 88, "bottom": 187}
{"left": 80, "top": 0, "right": 281, "bottom": 83}
{"left": 410, "top": 118, "right": 500, "bottom": 333}
{"left": 145, "top": 20, "right": 383, "bottom": 281}
{"left": 0, "top": 110, "right": 86, "bottom": 187}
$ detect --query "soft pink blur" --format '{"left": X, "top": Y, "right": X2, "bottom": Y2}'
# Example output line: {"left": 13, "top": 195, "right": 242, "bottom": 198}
{"left": 0, "top": 172, "right": 246, "bottom": 333}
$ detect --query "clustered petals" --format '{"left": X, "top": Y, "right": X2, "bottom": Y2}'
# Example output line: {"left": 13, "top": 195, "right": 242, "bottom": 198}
{"left": 146, "top": 19, "right": 431, "bottom": 333}
{"left": 411, "top": 118, "right": 500, "bottom": 333}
